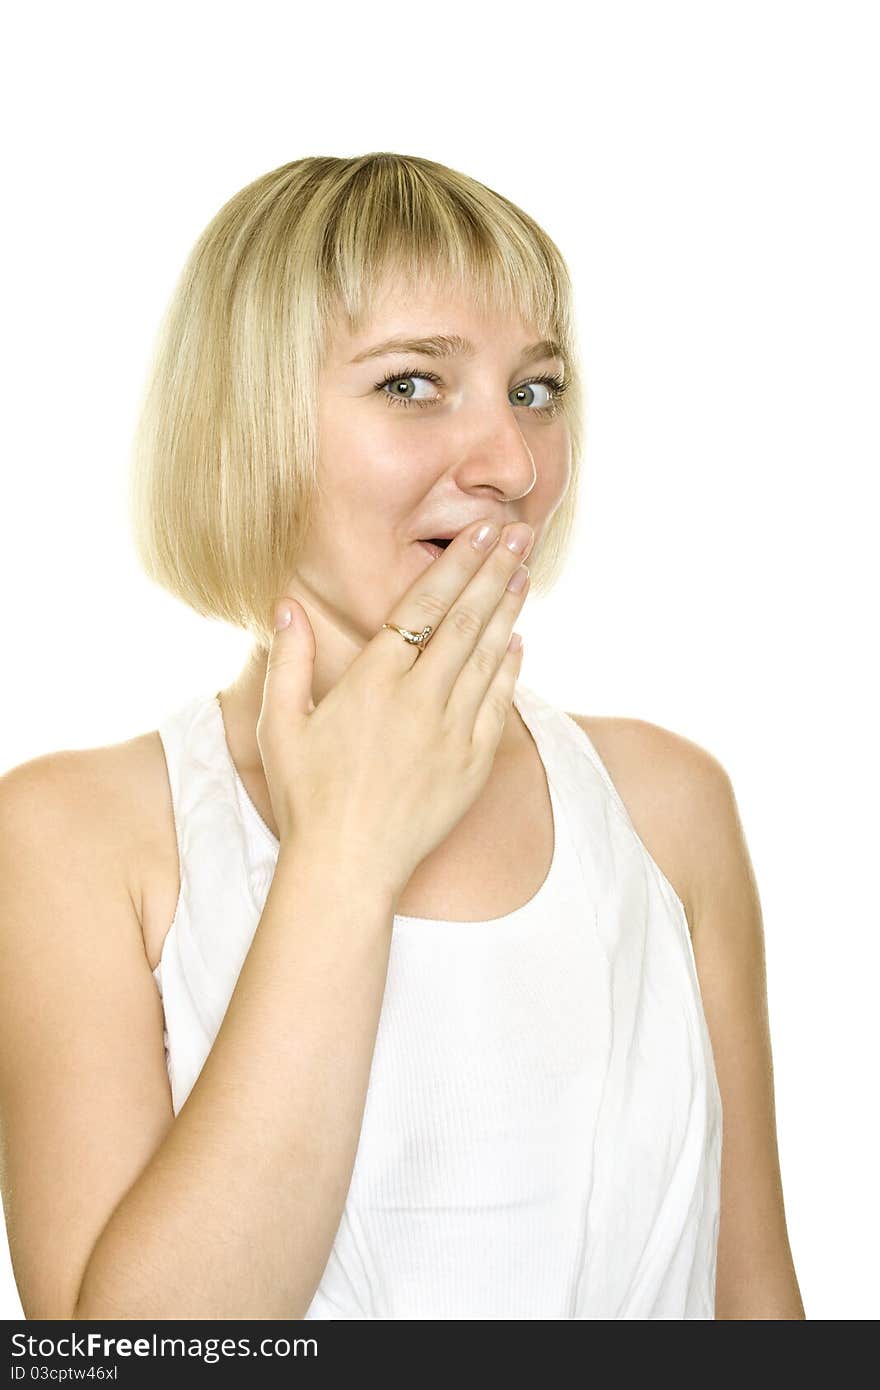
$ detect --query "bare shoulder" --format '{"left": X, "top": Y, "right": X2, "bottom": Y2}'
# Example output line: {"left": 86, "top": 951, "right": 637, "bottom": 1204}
{"left": 0, "top": 729, "right": 177, "bottom": 963}
{"left": 0, "top": 737, "right": 177, "bottom": 1318}
{"left": 565, "top": 713, "right": 734, "bottom": 938}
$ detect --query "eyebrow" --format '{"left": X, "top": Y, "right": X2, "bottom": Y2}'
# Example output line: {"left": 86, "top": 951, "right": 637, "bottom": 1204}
{"left": 348, "top": 333, "right": 565, "bottom": 368}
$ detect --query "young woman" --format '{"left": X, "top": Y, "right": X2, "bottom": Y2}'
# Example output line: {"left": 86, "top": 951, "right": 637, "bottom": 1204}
{"left": 0, "top": 152, "right": 804, "bottom": 1320}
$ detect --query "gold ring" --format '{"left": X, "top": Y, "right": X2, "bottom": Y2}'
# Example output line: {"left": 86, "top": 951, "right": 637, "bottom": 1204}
{"left": 381, "top": 621, "right": 434, "bottom": 654}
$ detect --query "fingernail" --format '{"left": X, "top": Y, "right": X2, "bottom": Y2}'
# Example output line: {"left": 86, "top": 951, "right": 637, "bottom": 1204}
{"left": 504, "top": 523, "right": 534, "bottom": 555}
{"left": 274, "top": 602, "right": 292, "bottom": 631}
{"left": 472, "top": 521, "right": 500, "bottom": 550}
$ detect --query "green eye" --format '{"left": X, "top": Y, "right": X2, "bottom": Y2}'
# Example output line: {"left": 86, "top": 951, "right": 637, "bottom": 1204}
{"left": 374, "top": 368, "right": 568, "bottom": 414}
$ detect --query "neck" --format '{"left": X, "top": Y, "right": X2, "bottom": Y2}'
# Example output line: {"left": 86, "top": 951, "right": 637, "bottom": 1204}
{"left": 218, "top": 629, "right": 525, "bottom": 780}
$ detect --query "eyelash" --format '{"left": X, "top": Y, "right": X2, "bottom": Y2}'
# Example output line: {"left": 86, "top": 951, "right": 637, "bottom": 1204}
{"left": 373, "top": 367, "right": 569, "bottom": 415}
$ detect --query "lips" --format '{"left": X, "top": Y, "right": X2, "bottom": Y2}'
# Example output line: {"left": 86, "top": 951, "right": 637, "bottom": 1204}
{"left": 415, "top": 517, "right": 507, "bottom": 559}
{"left": 418, "top": 540, "right": 448, "bottom": 559}
{"left": 417, "top": 531, "right": 458, "bottom": 561}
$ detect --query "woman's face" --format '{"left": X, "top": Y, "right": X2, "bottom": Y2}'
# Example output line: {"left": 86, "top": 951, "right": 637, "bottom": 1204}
{"left": 290, "top": 278, "right": 572, "bottom": 642}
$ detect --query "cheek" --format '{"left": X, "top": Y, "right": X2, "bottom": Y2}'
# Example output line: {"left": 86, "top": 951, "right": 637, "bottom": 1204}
{"left": 541, "top": 432, "right": 573, "bottom": 506}
{"left": 333, "top": 437, "right": 439, "bottom": 514}
{"left": 532, "top": 459, "right": 570, "bottom": 513}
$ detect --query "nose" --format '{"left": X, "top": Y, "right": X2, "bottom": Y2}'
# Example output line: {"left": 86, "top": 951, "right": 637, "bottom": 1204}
{"left": 454, "top": 408, "right": 537, "bottom": 502}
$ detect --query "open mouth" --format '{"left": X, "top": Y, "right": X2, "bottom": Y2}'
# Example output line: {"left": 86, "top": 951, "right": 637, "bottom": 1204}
{"left": 418, "top": 538, "right": 453, "bottom": 559}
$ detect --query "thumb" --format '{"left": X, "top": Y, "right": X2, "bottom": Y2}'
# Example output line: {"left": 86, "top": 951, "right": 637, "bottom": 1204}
{"left": 265, "top": 598, "right": 316, "bottom": 716}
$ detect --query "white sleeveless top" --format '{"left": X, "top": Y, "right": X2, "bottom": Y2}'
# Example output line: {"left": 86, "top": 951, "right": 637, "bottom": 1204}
{"left": 152, "top": 681, "right": 722, "bottom": 1319}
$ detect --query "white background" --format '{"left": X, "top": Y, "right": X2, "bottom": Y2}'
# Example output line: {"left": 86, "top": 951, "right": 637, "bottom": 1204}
{"left": 1, "top": 0, "right": 877, "bottom": 1321}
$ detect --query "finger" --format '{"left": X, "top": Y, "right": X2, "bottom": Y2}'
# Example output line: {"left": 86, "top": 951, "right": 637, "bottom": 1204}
{"left": 260, "top": 598, "right": 316, "bottom": 726}
{"left": 372, "top": 517, "right": 503, "bottom": 672}
{"left": 471, "top": 630, "right": 525, "bottom": 754}
{"left": 408, "top": 521, "right": 534, "bottom": 701}
{"left": 447, "top": 564, "right": 530, "bottom": 728}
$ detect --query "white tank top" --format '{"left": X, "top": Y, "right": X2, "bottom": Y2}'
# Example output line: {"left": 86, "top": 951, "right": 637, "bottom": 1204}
{"left": 152, "top": 680, "right": 722, "bottom": 1319}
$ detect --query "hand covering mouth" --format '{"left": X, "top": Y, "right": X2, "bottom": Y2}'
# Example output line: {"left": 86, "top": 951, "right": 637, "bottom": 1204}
{"left": 416, "top": 518, "right": 508, "bottom": 553}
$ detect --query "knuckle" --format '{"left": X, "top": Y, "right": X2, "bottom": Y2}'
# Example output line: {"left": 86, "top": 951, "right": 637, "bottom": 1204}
{"left": 264, "top": 653, "right": 292, "bottom": 674}
{"left": 450, "top": 604, "right": 483, "bottom": 640}
{"left": 407, "top": 591, "right": 448, "bottom": 625}
{"left": 469, "top": 642, "right": 497, "bottom": 678}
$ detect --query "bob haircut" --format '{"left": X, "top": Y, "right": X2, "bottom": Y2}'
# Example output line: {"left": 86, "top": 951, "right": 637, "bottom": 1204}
{"left": 129, "top": 152, "right": 586, "bottom": 650}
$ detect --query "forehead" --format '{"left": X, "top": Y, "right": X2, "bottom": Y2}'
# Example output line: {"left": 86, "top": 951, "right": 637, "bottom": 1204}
{"left": 330, "top": 277, "right": 545, "bottom": 360}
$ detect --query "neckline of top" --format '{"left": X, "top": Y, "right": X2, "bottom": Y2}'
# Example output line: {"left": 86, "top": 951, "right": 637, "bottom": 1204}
{"left": 209, "top": 683, "right": 566, "bottom": 931}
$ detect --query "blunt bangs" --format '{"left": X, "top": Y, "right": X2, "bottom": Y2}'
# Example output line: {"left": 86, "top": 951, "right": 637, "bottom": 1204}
{"left": 129, "top": 152, "right": 585, "bottom": 649}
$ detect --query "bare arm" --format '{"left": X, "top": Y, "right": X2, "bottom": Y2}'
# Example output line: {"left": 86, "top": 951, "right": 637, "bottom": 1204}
{"left": 0, "top": 752, "right": 397, "bottom": 1322}
{"left": 3, "top": 521, "right": 527, "bottom": 1321}
{"left": 74, "top": 838, "right": 397, "bottom": 1320}
{"left": 685, "top": 752, "right": 806, "bottom": 1319}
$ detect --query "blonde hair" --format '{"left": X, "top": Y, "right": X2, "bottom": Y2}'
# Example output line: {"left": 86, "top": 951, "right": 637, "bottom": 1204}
{"left": 128, "top": 152, "right": 587, "bottom": 650}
